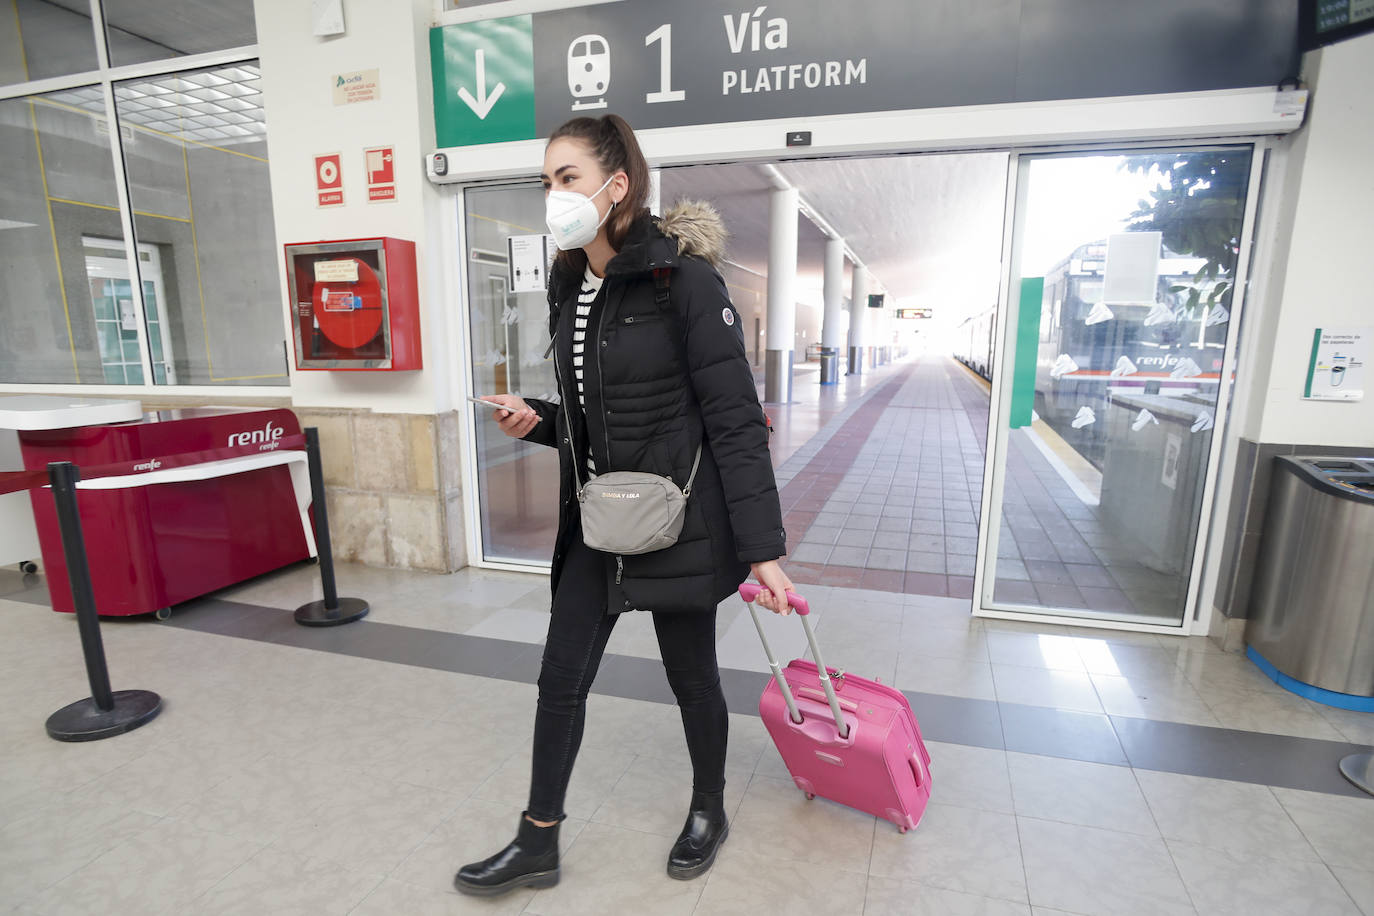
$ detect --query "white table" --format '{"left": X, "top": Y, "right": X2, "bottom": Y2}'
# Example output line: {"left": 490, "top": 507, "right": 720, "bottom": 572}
{"left": 0, "top": 397, "right": 144, "bottom": 572}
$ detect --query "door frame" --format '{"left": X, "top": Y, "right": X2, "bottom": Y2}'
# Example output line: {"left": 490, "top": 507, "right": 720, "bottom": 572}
{"left": 449, "top": 177, "right": 561, "bottom": 575}
{"left": 81, "top": 235, "right": 170, "bottom": 385}
{"left": 446, "top": 133, "right": 1274, "bottom": 612}
{"left": 970, "top": 140, "right": 1270, "bottom": 636}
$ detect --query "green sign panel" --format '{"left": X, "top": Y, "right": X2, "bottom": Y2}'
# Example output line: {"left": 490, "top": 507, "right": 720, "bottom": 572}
{"left": 1008, "top": 278, "right": 1044, "bottom": 429}
{"left": 430, "top": 16, "right": 536, "bottom": 147}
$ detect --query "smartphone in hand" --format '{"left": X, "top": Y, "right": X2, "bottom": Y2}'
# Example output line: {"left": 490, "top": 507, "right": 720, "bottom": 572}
{"left": 467, "top": 396, "right": 507, "bottom": 412}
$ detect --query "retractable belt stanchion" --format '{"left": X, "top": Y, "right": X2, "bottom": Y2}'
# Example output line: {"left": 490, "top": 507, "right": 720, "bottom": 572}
{"left": 295, "top": 427, "right": 369, "bottom": 627}
{"left": 1340, "top": 753, "right": 1374, "bottom": 796}
{"left": 44, "top": 461, "right": 162, "bottom": 742}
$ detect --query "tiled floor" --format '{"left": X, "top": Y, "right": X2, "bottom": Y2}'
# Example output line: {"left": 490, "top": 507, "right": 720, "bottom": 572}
{"left": 3, "top": 351, "right": 1372, "bottom": 914}
{"left": 2, "top": 558, "right": 1372, "bottom": 915}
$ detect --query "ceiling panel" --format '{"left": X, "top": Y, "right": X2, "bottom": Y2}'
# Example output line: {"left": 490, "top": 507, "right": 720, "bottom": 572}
{"left": 661, "top": 152, "right": 1008, "bottom": 320}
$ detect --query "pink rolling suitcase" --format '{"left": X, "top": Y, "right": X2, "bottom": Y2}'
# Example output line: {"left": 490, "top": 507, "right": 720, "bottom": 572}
{"left": 740, "top": 583, "right": 933, "bottom": 833}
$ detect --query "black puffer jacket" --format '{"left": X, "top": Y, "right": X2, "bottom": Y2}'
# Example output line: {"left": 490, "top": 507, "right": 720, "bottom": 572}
{"left": 521, "top": 201, "right": 786, "bottom": 614}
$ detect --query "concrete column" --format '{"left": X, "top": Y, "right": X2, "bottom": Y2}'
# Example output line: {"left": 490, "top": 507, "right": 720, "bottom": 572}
{"left": 877, "top": 303, "right": 888, "bottom": 366}
{"left": 819, "top": 237, "right": 845, "bottom": 385}
{"left": 765, "top": 187, "right": 798, "bottom": 403}
{"left": 847, "top": 265, "right": 869, "bottom": 374}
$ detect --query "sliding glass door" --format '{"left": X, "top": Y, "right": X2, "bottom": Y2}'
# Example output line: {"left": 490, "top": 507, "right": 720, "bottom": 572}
{"left": 975, "top": 146, "right": 1262, "bottom": 629}
{"left": 463, "top": 181, "right": 559, "bottom": 566}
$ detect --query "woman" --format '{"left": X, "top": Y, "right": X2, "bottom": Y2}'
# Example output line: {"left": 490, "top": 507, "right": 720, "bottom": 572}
{"left": 456, "top": 114, "right": 793, "bottom": 896}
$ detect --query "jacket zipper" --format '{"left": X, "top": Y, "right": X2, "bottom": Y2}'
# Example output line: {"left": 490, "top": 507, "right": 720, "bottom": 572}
{"left": 600, "top": 286, "right": 623, "bottom": 590}
{"left": 595, "top": 283, "right": 612, "bottom": 470}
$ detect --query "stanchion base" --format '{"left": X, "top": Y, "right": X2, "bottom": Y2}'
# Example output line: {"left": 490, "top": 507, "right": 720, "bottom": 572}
{"left": 46, "top": 690, "right": 162, "bottom": 742}
{"left": 295, "top": 596, "right": 369, "bottom": 627}
{"left": 1339, "top": 753, "right": 1374, "bottom": 796}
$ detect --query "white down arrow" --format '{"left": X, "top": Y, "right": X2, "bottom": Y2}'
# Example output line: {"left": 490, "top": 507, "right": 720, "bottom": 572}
{"left": 458, "top": 48, "right": 506, "bottom": 119}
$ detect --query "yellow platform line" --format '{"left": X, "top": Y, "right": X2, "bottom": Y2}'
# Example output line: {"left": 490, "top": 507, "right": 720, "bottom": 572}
{"left": 1030, "top": 416, "right": 1103, "bottom": 498}
{"left": 954, "top": 357, "right": 991, "bottom": 392}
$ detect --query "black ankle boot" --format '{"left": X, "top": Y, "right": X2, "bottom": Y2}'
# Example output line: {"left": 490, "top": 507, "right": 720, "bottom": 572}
{"left": 454, "top": 811, "right": 562, "bottom": 897}
{"left": 667, "top": 789, "right": 729, "bottom": 880}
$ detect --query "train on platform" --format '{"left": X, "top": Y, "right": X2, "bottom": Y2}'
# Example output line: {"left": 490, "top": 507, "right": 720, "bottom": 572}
{"left": 951, "top": 240, "right": 1228, "bottom": 469}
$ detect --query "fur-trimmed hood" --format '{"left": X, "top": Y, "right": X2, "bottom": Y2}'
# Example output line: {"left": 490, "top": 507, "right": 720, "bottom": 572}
{"left": 657, "top": 199, "right": 727, "bottom": 267}
{"left": 550, "top": 200, "right": 729, "bottom": 303}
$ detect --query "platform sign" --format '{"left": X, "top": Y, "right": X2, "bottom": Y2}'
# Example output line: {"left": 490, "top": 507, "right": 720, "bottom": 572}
{"left": 1303, "top": 326, "right": 1368, "bottom": 401}
{"left": 1302, "top": 0, "right": 1374, "bottom": 48}
{"left": 430, "top": 16, "right": 536, "bottom": 147}
{"left": 430, "top": 0, "right": 1298, "bottom": 149}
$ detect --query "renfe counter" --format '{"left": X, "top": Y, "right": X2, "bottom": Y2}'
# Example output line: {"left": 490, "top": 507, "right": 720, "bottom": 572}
{"left": 14, "top": 405, "right": 313, "bottom": 618}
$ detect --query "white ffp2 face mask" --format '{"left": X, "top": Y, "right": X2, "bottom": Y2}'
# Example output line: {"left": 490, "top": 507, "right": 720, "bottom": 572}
{"left": 545, "top": 175, "right": 615, "bottom": 251}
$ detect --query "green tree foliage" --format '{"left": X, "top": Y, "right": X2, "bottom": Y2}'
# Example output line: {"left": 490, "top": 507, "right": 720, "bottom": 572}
{"left": 1122, "top": 152, "right": 1248, "bottom": 311}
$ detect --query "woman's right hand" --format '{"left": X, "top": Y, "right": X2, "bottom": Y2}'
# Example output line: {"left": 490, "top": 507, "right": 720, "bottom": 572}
{"left": 476, "top": 394, "right": 541, "bottom": 439}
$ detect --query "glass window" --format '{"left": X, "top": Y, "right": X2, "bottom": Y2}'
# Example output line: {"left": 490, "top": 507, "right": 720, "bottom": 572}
{"left": 103, "top": 0, "right": 256, "bottom": 68}
{"left": 1, "top": 0, "right": 99, "bottom": 87}
{"left": 114, "top": 62, "right": 285, "bottom": 385}
{"left": 0, "top": 89, "right": 129, "bottom": 384}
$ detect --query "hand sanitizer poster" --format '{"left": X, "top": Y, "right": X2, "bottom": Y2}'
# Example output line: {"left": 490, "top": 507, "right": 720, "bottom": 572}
{"left": 1304, "top": 327, "right": 1368, "bottom": 401}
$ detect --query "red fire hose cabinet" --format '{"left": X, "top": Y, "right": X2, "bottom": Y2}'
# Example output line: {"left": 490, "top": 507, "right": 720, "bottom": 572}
{"left": 285, "top": 236, "right": 421, "bottom": 371}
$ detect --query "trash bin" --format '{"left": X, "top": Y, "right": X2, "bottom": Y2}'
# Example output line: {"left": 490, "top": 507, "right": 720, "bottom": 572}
{"left": 1245, "top": 455, "right": 1374, "bottom": 711}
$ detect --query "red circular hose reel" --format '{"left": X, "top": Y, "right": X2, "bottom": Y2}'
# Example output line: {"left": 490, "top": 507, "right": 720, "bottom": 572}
{"left": 312, "top": 259, "right": 383, "bottom": 349}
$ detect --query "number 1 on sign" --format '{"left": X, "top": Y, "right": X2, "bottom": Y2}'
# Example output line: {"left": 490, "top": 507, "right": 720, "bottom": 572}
{"left": 645, "top": 24, "right": 685, "bottom": 103}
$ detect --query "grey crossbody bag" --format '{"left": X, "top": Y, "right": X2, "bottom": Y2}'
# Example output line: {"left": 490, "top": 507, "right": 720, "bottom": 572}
{"left": 554, "top": 270, "right": 701, "bottom": 556}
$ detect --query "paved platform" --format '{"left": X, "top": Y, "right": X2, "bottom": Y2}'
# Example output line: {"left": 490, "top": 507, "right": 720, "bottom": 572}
{"left": 772, "top": 356, "right": 1182, "bottom": 623}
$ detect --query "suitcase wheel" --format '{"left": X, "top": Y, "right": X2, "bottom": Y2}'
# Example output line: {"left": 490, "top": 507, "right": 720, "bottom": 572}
{"left": 804, "top": 792, "right": 815, "bottom": 800}
{"left": 898, "top": 825, "right": 909, "bottom": 834}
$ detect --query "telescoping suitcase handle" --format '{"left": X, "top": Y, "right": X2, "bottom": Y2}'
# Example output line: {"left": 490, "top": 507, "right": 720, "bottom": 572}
{"left": 739, "top": 583, "right": 850, "bottom": 739}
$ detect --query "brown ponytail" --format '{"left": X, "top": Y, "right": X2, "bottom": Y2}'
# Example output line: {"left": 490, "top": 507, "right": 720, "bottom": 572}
{"left": 547, "top": 114, "right": 651, "bottom": 270}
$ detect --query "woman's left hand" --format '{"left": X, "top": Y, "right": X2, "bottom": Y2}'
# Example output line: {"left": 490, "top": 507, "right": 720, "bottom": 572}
{"left": 750, "top": 560, "right": 796, "bottom": 615}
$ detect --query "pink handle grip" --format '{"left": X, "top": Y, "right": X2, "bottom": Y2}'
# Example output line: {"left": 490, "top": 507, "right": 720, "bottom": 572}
{"left": 910, "top": 751, "right": 929, "bottom": 789}
{"left": 738, "top": 582, "right": 810, "bottom": 615}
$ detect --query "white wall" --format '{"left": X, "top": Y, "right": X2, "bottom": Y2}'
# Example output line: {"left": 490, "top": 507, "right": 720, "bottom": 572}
{"left": 254, "top": 0, "right": 454, "bottom": 414}
{"left": 1255, "top": 32, "right": 1374, "bottom": 447}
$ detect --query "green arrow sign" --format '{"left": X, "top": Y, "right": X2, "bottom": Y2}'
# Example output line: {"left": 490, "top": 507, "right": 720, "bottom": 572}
{"left": 430, "top": 16, "right": 536, "bottom": 147}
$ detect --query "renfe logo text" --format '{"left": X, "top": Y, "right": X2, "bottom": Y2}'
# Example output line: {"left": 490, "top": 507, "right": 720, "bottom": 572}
{"left": 228, "top": 420, "right": 284, "bottom": 450}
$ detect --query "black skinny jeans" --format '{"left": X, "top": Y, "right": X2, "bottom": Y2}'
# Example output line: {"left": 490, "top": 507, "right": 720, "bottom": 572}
{"left": 526, "top": 528, "right": 729, "bottom": 822}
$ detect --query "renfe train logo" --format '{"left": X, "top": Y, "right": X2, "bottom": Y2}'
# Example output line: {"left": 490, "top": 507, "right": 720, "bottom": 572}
{"left": 227, "top": 421, "right": 285, "bottom": 451}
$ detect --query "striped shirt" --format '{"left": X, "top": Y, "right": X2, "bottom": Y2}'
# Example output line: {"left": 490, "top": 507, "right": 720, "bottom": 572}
{"left": 574, "top": 265, "right": 604, "bottom": 475}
